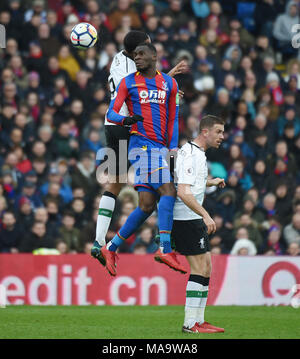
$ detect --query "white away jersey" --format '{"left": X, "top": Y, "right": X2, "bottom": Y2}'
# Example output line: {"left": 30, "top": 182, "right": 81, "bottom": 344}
{"left": 105, "top": 51, "right": 137, "bottom": 125}
{"left": 173, "top": 141, "right": 208, "bottom": 220}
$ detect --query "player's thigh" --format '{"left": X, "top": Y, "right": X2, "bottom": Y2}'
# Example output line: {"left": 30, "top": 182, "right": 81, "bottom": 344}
{"left": 186, "top": 253, "right": 207, "bottom": 276}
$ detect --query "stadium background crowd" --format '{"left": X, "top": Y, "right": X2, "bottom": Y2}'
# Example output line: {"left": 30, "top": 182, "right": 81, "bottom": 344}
{"left": 0, "top": 0, "right": 300, "bottom": 257}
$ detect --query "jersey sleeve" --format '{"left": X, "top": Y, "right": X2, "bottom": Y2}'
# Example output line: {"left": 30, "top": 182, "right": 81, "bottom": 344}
{"left": 106, "top": 78, "right": 129, "bottom": 125}
{"left": 176, "top": 148, "right": 197, "bottom": 185}
{"left": 167, "top": 78, "right": 179, "bottom": 150}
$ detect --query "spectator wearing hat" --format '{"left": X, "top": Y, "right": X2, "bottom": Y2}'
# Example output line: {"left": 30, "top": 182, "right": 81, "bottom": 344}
{"left": 16, "top": 179, "right": 42, "bottom": 210}
{"left": 0, "top": 211, "right": 21, "bottom": 253}
{"left": 230, "top": 227, "right": 257, "bottom": 256}
{"left": 273, "top": 1, "right": 299, "bottom": 60}
{"left": 17, "top": 196, "right": 34, "bottom": 232}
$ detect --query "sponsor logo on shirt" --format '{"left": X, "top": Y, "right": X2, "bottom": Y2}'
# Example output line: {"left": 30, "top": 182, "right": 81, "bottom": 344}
{"left": 139, "top": 90, "right": 166, "bottom": 104}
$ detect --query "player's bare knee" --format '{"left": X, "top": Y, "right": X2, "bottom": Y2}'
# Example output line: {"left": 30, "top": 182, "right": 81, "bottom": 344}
{"left": 140, "top": 202, "right": 156, "bottom": 214}
{"left": 158, "top": 183, "right": 176, "bottom": 197}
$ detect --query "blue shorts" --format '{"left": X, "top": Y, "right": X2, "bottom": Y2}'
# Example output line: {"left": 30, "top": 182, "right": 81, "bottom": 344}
{"left": 128, "top": 135, "right": 172, "bottom": 194}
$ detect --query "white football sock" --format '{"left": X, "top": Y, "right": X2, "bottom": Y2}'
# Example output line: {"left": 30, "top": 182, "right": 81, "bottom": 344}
{"left": 95, "top": 193, "right": 116, "bottom": 246}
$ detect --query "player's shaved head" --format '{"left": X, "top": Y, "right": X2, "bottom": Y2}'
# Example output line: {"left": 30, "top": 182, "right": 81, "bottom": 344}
{"left": 123, "top": 30, "right": 150, "bottom": 53}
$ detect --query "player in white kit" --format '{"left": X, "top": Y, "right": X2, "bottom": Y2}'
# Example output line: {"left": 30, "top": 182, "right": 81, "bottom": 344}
{"left": 172, "top": 115, "right": 226, "bottom": 333}
{"left": 91, "top": 30, "right": 187, "bottom": 264}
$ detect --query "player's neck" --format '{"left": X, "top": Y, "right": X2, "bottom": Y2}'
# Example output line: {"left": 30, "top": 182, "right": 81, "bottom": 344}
{"left": 192, "top": 136, "right": 207, "bottom": 152}
{"left": 139, "top": 67, "right": 157, "bottom": 79}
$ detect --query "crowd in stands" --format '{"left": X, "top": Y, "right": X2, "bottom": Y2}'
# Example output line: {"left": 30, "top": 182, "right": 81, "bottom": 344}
{"left": 0, "top": 0, "right": 300, "bottom": 257}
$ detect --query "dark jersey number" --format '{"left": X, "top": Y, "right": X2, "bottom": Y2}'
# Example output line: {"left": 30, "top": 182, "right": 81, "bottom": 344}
{"left": 108, "top": 76, "right": 116, "bottom": 98}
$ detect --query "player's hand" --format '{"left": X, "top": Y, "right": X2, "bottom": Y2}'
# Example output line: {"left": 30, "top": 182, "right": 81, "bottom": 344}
{"left": 168, "top": 60, "right": 189, "bottom": 77}
{"left": 211, "top": 178, "right": 226, "bottom": 188}
{"left": 122, "top": 114, "right": 144, "bottom": 126}
{"left": 178, "top": 89, "right": 184, "bottom": 99}
{"left": 203, "top": 215, "right": 217, "bottom": 235}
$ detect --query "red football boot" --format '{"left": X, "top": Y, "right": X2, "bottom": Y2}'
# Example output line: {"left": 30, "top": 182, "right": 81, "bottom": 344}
{"left": 100, "top": 247, "right": 118, "bottom": 277}
{"left": 182, "top": 323, "right": 217, "bottom": 333}
{"left": 154, "top": 250, "right": 187, "bottom": 274}
{"left": 197, "top": 322, "right": 225, "bottom": 333}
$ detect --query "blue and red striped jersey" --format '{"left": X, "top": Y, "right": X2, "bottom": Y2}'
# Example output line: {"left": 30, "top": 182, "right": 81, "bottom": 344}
{"left": 107, "top": 71, "right": 179, "bottom": 150}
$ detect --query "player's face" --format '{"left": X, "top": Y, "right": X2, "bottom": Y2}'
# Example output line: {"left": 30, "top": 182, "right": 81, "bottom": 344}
{"left": 134, "top": 46, "right": 156, "bottom": 71}
{"left": 206, "top": 124, "right": 224, "bottom": 148}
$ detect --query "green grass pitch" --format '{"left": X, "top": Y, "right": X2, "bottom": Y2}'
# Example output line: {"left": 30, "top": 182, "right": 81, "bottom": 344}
{"left": 0, "top": 306, "right": 299, "bottom": 339}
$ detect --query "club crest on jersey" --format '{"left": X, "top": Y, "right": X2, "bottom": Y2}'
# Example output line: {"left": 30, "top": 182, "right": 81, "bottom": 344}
{"left": 162, "top": 81, "right": 169, "bottom": 91}
{"left": 139, "top": 89, "right": 166, "bottom": 104}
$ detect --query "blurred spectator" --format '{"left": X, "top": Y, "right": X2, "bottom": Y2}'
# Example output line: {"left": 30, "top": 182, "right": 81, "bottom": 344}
{"left": 273, "top": 1, "right": 299, "bottom": 60}
{"left": 283, "top": 213, "right": 300, "bottom": 247}
{"left": 230, "top": 227, "right": 257, "bottom": 256}
{"left": 18, "top": 220, "right": 55, "bottom": 253}
{"left": 286, "top": 242, "right": 300, "bottom": 256}
{"left": 58, "top": 210, "right": 81, "bottom": 252}
{"left": 108, "top": 0, "right": 142, "bottom": 31}
{"left": 130, "top": 224, "right": 158, "bottom": 254}
{"left": 261, "top": 224, "right": 285, "bottom": 255}
{"left": 0, "top": 211, "right": 21, "bottom": 253}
